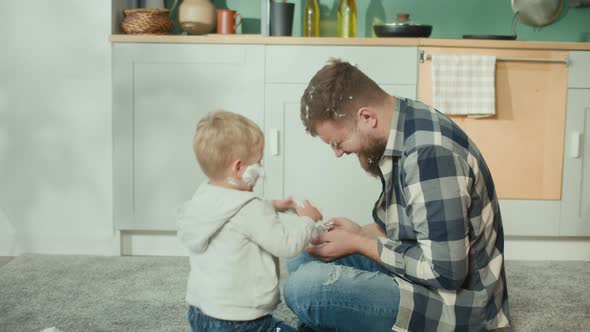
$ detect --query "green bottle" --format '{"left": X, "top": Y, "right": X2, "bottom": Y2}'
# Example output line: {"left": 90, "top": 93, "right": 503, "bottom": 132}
{"left": 337, "top": 0, "right": 357, "bottom": 38}
{"left": 304, "top": 0, "right": 320, "bottom": 37}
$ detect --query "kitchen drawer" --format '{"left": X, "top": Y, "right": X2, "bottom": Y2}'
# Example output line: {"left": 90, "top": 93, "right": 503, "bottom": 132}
{"left": 114, "top": 43, "right": 256, "bottom": 64}
{"left": 568, "top": 51, "right": 590, "bottom": 88}
{"left": 265, "top": 45, "right": 418, "bottom": 85}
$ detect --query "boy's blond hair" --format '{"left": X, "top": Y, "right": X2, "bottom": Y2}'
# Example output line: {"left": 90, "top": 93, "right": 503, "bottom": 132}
{"left": 193, "top": 111, "right": 264, "bottom": 180}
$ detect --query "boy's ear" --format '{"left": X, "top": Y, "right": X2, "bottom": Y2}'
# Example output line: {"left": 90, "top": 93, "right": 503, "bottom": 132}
{"left": 230, "top": 159, "right": 242, "bottom": 174}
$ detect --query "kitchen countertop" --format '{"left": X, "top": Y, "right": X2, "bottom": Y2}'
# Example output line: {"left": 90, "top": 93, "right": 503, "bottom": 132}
{"left": 109, "top": 34, "right": 590, "bottom": 51}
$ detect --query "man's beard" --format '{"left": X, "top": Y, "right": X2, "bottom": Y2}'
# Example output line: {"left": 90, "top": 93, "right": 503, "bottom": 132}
{"left": 357, "top": 133, "right": 387, "bottom": 178}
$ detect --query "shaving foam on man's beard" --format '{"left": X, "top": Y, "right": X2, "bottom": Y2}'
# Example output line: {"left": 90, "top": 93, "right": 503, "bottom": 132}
{"left": 241, "top": 164, "right": 265, "bottom": 187}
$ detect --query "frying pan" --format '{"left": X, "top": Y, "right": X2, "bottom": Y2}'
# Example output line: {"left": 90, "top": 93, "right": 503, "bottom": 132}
{"left": 373, "top": 23, "right": 432, "bottom": 38}
{"left": 463, "top": 35, "right": 517, "bottom": 40}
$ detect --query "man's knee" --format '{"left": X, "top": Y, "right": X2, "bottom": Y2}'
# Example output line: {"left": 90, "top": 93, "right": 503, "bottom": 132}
{"left": 286, "top": 251, "right": 314, "bottom": 274}
{"left": 284, "top": 261, "right": 326, "bottom": 308}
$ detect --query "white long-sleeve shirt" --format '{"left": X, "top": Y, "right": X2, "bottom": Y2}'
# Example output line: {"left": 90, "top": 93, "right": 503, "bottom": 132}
{"left": 177, "top": 182, "right": 315, "bottom": 320}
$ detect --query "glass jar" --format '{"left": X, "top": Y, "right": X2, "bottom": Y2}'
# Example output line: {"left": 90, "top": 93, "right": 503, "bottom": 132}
{"left": 304, "top": 0, "right": 320, "bottom": 37}
{"left": 337, "top": 0, "right": 357, "bottom": 38}
{"left": 396, "top": 13, "right": 412, "bottom": 24}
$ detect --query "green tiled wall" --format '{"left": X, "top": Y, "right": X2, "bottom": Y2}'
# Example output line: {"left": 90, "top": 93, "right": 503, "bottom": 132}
{"left": 166, "top": 0, "right": 590, "bottom": 42}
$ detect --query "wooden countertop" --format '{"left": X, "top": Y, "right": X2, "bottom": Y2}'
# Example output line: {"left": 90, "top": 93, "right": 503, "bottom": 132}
{"left": 109, "top": 34, "right": 590, "bottom": 51}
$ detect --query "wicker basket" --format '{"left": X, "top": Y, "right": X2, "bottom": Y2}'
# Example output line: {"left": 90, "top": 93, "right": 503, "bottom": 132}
{"left": 121, "top": 9, "right": 174, "bottom": 35}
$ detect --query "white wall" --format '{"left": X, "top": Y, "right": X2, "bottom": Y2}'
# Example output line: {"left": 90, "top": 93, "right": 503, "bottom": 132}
{"left": 0, "top": 1, "right": 116, "bottom": 255}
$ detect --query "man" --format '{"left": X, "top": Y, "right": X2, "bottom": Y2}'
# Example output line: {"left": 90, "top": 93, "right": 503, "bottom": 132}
{"left": 283, "top": 59, "right": 511, "bottom": 331}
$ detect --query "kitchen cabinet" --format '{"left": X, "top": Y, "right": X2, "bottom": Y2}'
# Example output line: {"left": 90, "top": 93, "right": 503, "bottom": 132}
{"left": 263, "top": 46, "right": 417, "bottom": 224}
{"left": 112, "top": 43, "right": 418, "bottom": 230}
{"left": 110, "top": 39, "right": 589, "bottom": 238}
{"left": 560, "top": 52, "right": 590, "bottom": 235}
{"left": 113, "top": 44, "right": 265, "bottom": 230}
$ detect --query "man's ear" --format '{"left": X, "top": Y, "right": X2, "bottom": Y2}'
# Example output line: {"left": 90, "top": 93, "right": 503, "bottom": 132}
{"left": 357, "top": 107, "right": 378, "bottom": 128}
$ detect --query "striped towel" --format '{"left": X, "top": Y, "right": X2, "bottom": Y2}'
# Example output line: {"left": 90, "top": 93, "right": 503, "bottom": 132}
{"left": 432, "top": 54, "right": 497, "bottom": 118}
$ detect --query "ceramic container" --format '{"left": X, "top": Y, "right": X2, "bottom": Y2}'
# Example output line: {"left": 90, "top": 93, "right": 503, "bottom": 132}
{"left": 172, "top": 0, "right": 216, "bottom": 35}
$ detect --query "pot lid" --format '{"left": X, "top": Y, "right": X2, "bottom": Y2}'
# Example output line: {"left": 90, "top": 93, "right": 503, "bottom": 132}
{"left": 511, "top": 0, "right": 563, "bottom": 27}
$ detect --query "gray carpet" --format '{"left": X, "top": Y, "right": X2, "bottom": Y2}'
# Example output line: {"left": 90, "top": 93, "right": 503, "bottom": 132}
{"left": 0, "top": 256, "right": 588, "bottom": 332}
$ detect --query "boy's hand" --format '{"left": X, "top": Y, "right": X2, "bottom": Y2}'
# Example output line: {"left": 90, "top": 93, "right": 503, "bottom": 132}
{"left": 272, "top": 197, "right": 296, "bottom": 212}
{"left": 295, "top": 200, "right": 323, "bottom": 222}
{"left": 328, "top": 217, "right": 362, "bottom": 234}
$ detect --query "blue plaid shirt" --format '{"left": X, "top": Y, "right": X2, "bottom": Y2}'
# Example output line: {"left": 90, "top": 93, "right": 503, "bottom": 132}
{"left": 374, "top": 98, "right": 511, "bottom": 331}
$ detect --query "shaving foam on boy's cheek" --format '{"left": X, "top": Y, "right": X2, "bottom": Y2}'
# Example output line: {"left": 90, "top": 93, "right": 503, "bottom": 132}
{"left": 242, "top": 164, "right": 265, "bottom": 187}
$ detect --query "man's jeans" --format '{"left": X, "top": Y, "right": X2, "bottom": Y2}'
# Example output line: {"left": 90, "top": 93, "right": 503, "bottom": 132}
{"left": 188, "top": 306, "right": 297, "bottom": 332}
{"left": 284, "top": 252, "right": 400, "bottom": 332}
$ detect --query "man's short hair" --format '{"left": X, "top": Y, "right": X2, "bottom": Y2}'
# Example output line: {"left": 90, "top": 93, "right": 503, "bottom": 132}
{"left": 300, "top": 59, "right": 388, "bottom": 136}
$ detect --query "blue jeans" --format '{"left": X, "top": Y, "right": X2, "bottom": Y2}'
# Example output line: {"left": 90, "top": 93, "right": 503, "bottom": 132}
{"left": 284, "top": 252, "right": 400, "bottom": 332}
{"left": 188, "top": 306, "right": 297, "bottom": 332}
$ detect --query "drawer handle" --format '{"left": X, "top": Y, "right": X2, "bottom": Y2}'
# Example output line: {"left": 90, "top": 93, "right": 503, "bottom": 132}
{"left": 570, "top": 131, "right": 582, "bottom": 158}
{"left": 271, "top": 129, "right": 280, "bottom": 156}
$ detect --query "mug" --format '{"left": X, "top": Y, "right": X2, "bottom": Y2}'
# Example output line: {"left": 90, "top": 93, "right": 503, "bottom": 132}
{"left": 270, "top": 2, "right": 295, "bottom": 36}
{"left": 217, "top": 9, "right": 242, "bottom": 34}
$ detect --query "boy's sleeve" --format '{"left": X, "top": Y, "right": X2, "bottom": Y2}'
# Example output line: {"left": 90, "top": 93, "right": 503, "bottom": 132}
{"left": 231, "top": 199, "right": 316, "bottom": 258}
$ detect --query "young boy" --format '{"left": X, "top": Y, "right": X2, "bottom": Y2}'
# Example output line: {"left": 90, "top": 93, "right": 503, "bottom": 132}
{"left": 177, "top": 111, "right": 323, "bottom": 332}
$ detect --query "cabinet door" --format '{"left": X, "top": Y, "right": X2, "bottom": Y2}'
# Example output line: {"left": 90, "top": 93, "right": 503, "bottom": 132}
{"left": 113, "top": 44, "right": 265, "bottom": 230}
{"left": 418, "top": 47, "right": 568, "bottom": 200}
{"left": 560, "top": 89, "right": 590, "bottom": 236}
{"left": 264, "top": 84, "right": 416, "bottom": 225}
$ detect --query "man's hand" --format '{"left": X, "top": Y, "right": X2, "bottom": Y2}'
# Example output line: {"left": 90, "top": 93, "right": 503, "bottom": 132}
{"left": 360, "top": 223, "right": 386, "bottom": 238}
{"left": 306, "top": 218, "right": 382, "bottom": 263}
{"left": 272, "top": 197, "right": 296, "bottom": 212}
{"left": 306, "top": 229, "right": 362, "bottom": 261}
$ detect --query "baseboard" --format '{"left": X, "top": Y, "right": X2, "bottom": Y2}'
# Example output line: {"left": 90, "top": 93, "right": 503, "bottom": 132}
{"left": 120, "top": 230, "right": 188, "bottom": 256}
{"left": 3, "top": 230, "right": 588, "bottom": 260}
{"left": 504, "top": 236, "right": 590, "bottom": 261}
{"left": 117, "top": 231, "right": 590, "bottom": 261}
